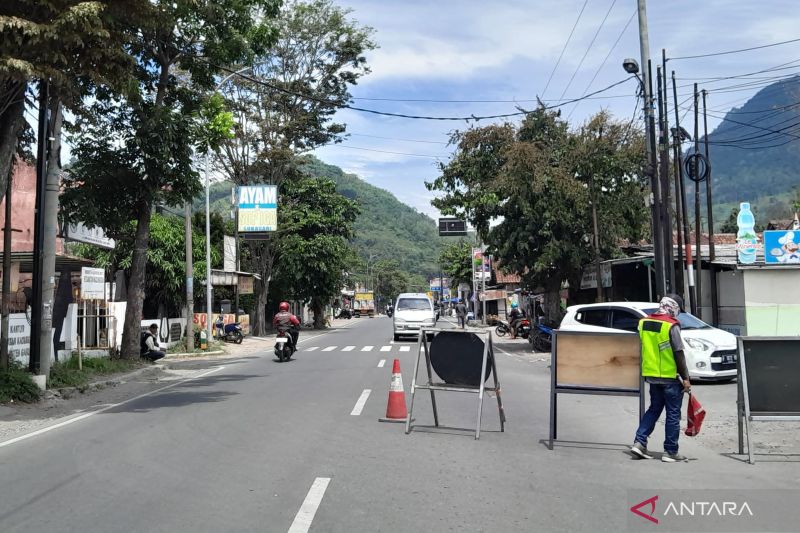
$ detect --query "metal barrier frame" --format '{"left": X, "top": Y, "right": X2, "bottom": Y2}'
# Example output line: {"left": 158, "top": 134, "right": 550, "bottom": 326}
{"left": 405, "top": 327, "right": 505, "bottom": 440}
{"left": 737, "top": 336, "right": 800, "bottom": 465}
{"left": 549, "top": 330, "right": 644, "bottom": 450}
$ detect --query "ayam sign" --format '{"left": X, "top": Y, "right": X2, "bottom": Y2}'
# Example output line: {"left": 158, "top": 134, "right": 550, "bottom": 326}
{"left": 237, "top": 185, "right": 277, "bottom": 233}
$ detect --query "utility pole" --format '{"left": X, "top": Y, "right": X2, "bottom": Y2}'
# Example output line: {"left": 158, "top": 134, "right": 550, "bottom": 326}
{"left": 659, "top": 52, "right": 674, "bottom": 293}
{"left": 39, "top": 98, "right": 63, "bottom": 376}
{"left": 184, "top": 201, "right": 194, "bottom": 350}
{"left": 636, "top": 0, "right": 665, "bottom": 298}
{"left": 233, "top": 189, "right": 240, "bottom": 322}
{"left": 591, "top": 174, "right": 603, "bottom": 303}
{"left": 669, "top": 75, "right": 684, "bottom": 299}
{"left": 702, "top": 90, "right": 719, "bottom": 325}
{"left": 694, "top": 84, "right": 703, "bottom": 320}
{"left": 30, "top": 80, "right": 49, "bottom": 374}
{"left": 1, "top": 168, "right": 12, "bottom": 370}
{"left": 204, "top": 150, "right": 213, "bottom": 345}
{"left": 672, "top": 72, "right": 695, "bottom": 315}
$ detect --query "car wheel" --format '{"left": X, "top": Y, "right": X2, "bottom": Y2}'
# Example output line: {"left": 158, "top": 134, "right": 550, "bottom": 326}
{"left": 393, "top": 334, "right": 400, "bottom": 342}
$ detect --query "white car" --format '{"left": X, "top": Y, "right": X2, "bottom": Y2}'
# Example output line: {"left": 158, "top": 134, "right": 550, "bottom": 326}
{"left": 393, "top": 293, "right": 437, "bottom": 341}
{"left": 559, "top": 302, "right": 737, "bottom": 381}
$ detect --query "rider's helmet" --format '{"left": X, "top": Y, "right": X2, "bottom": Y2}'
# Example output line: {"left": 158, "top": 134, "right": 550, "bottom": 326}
{"left": 279, "top": 301, "right": 290, "bottom": 312}
{"left": 511, "top": 302, "right": 518, "bottom": 309}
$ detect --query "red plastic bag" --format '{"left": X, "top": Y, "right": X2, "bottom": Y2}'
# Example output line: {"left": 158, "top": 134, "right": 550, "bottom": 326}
{"left": 685, "top": 393, "right": 706, "bottom": 436}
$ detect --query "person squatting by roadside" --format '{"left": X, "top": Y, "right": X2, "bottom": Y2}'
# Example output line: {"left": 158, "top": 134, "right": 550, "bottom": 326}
{"left": 140, "top": 324, "right": 166, "bottom": 363}
{"left": 630, "top": 294, "right": 691, "bottom": 463}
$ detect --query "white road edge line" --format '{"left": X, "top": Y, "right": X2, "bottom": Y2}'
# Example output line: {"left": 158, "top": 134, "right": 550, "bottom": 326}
{"left": 287, "top": 477, "right": 331, "bottom": 533}
{"left": 350, "top": 389, "right": 372, "bottom": 416}
{"left": 0, "top": 366, "right": 226, "bottom": 449}
{"left": 377, "top": 359, "right": 386, "bottom": 368}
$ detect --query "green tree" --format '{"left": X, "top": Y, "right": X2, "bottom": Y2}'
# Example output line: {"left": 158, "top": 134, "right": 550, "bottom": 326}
{"left": 438, "top": 240, "right": 473, "bottom": 290}
{"left": 72, "top": 213, "right": 221, "bottom": 317}
{"left": 60, "top": 0, "right": 279, "bottom": 358}
{"left": 373, "top": 260, "right": 410, "bottom": 305}
{"left": 0, "top": 0, "right": 135, "bottom": 203}
{"left": 217, "top": 0, "right": 375, "bottom": 335}
{"left": 272, "top": 175, "right": 359, "bottom": 328}
{"left": 428, "top": 108, "right": 647, "bottom": 318}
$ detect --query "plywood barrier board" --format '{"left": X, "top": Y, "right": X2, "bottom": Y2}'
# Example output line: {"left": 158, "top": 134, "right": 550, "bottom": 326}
{"left": 555, "top": 332, "right": 640, "bottom": 390}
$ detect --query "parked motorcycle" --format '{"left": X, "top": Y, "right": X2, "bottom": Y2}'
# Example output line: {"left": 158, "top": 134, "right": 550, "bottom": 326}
{"left": 335, "top": 307, "right": 352, "bottom": 319}
{"left": 274, "top": 329, "right": 296, "bottom": 362}
{"left": 215, "top": 320, "right": 244, "bottom": 344}
{"left": 528, "top": 320, "right": 554, "bottom": 353}
{"left": 495, "top": 318, "right": 531, "bottom": 339}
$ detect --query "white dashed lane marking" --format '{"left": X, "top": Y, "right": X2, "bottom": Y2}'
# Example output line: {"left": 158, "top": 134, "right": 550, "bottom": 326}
{"left": 399, "top": 346, "right": 410, "bottom": 352}
{"left": 350, "top": 389, "right": 372, "bottom": 416}
{"left": 361, "top": 346, "right": 374, "bottom": 352}
{"left": 322, "top": 346, "right": 337, "bottom": 352}
{"left": 377, "top": 359, "right": 386, "bottom": 368}
{"left": 287, "top": 477, "right": 331, "bottom": 533}
{"left": 380, "top": 346, "right": 391, "bottom": 352}
{"left": 305, "top": 347, "right": 319, "bottom": 352}
{"left": 342, "top": 346, "right": 355, "bottom": 351}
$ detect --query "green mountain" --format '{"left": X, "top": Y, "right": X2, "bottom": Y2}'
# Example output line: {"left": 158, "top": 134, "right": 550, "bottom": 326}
{"left": 707, "top": 76, "right": 800, "bottom": 221}
{"left": 196, "top": 157, "right": 443, "bottom": 280}
{"left": 302, "top": 157, "right": 442, "bottom": 278}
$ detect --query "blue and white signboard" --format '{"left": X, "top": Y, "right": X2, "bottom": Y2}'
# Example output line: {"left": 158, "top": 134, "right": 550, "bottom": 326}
{"left": 764, "top": 230, "right": 800, "bottom": 264}
{"left": 237, "top": 185, "right": 278, "bottom": 233}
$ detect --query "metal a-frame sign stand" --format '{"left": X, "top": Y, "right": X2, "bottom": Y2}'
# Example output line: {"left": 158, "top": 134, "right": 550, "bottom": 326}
{"left": 405, "top": 327, "right": 505, "bottom": 439}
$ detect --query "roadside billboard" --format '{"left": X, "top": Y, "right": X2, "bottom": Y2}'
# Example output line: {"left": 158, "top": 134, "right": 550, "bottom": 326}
{"left": 472, "top": 247, "right": 491, "bottom": 281}
{"left": 764, "top": 230, "right": 800, "bottom": 264}
{"left": 237, "top": 185, "right": 277, "bottom": 233}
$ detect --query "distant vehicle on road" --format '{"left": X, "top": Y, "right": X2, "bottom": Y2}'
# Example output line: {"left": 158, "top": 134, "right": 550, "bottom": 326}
{"left": 353, "top": 291, "right": 375, "bottom": 317}
{"left": 559, "top": 301, "right": 737, "bottom": 381}
{"left": 393, "top": 293, "right": 436, "bottom": 341}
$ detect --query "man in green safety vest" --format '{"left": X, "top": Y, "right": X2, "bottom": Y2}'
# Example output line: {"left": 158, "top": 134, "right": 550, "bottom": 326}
{"left": 630, "top": 294, "right": 691, "bottom": 463}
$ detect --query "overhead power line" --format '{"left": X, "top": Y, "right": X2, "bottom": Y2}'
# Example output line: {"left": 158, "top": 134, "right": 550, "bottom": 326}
{"left": 568, "top": 7, "right": 636, "bottom": 120}
{"left": 348, "top": 132, "right": 448, "bottom": 145}
{"left": 541, "top": 0, "right": 591, "bottom": 99}
{"left": 329, "top": 144, "right": 445, "bottom": 159}
{"left": 209, "top": 59, "right": 637, "bottom": 122}
{"left": 669, "top": 36, "right": 800, "bottom": 60}
{"left": 558, "top": 0, "right": 619, "bottom": 101}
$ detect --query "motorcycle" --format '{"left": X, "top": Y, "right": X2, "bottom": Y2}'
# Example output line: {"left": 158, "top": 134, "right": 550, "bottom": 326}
{"left": 528, "top": 320, "right": 554, "bottom": 353}
{"left": 335, "top": 307, "right": 352, "bottom": 319}
{"left": 495, "top": 318, "right": 531, "bottom": 339}
{"left": 274, "top": 329, "right": 295, "bottom": 362}
{"left": 386, "top": 306, "right": 394, "bottom": 318}
{"left": 215, "top": 320, "right": 244, "bottom": 344}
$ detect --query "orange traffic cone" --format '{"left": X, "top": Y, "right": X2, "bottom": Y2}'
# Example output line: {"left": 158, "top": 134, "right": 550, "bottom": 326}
{"left": 379, "top": 359, "right": 408, "bottom": 423}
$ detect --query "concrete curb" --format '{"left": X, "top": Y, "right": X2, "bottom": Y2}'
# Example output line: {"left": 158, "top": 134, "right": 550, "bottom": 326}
{"left": 44, "top": 364, "right": 168, "bottom": 400}
{"left": 164, "top": 350, "right": 226, "bottom": 358}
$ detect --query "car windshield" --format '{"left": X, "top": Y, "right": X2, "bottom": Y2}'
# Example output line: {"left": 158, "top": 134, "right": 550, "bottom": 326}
{"left": 397, "top": 298, "right": 431, "bottom": 311}
{"left": 643, "top": 309, "right": 711, "bottom": 329}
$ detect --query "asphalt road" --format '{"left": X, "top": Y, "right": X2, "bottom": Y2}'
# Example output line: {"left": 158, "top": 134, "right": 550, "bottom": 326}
{"left": 1, "top": 317, "right": 798, "bottom": 532}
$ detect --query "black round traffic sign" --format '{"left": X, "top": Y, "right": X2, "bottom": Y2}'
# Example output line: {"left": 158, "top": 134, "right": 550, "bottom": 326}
{"left": 684, "top": 152, "right": 710, "bottom": 183}
{"left": 429, "top": 331, "right": 492, "bottom": 386}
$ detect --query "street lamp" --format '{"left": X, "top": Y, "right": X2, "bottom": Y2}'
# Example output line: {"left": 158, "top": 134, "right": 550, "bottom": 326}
{"left": 623, "top": 57, "right": 666, "bottom": 299}
{"left": 202, "top": 64, "right": 260, "bottom": 343}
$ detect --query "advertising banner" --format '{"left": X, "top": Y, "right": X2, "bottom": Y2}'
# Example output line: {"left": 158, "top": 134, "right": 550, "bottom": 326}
{"left": 472, "top": 247, "right": 491, "bottom": 281}
{"left": 237, "top": 185, "right": 278, "bottom": 233}
{"left": 764, "top": 230, "right": 800, "bottom": 264}
{"left": 80, "top": 267, "right": 106, "bottom": 300}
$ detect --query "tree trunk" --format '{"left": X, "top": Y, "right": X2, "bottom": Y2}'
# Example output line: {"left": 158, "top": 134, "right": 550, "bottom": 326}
{"left": 543, "top": 275, "right": 562, "bottom": 323}
{"left": 312, "top": 298, "right": 325, "bottom": 329}
{"left": 0, "top": 83, "right": 25, "bottom": 205}
{"left": 120, "top": 199, "right": 153, "bottom": 358}
{"left": 252, "top": 276, "right": 269, "bottom": 336}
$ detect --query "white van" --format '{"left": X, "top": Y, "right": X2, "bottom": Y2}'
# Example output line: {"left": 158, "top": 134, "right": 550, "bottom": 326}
{"left": 393, "top": 293, "right": 436, "bottom": 341}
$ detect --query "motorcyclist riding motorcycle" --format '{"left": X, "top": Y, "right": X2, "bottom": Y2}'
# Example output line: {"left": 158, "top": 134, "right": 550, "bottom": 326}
{"left": 273, "top": 301, "right": 300, "bottom": 349}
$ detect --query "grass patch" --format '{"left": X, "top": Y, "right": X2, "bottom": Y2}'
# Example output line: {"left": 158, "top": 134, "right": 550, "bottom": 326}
{"left": 0, "top": 364, "right": 42, "bottom": 404}
{"left": 49, "top": 356, "right": 142, "bottom": 390}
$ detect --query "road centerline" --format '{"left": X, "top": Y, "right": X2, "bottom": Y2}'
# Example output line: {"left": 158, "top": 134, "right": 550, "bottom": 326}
{"left": 377, "top": 359, "right": 386, "bottom": 368}
{"left": 287, "top": 477, "right": 331, "bottom": 533}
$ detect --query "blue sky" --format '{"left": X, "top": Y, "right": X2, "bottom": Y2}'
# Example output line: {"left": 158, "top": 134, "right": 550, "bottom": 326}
{"left": 312, "top": 0, "right": 800, "bottom": 218}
